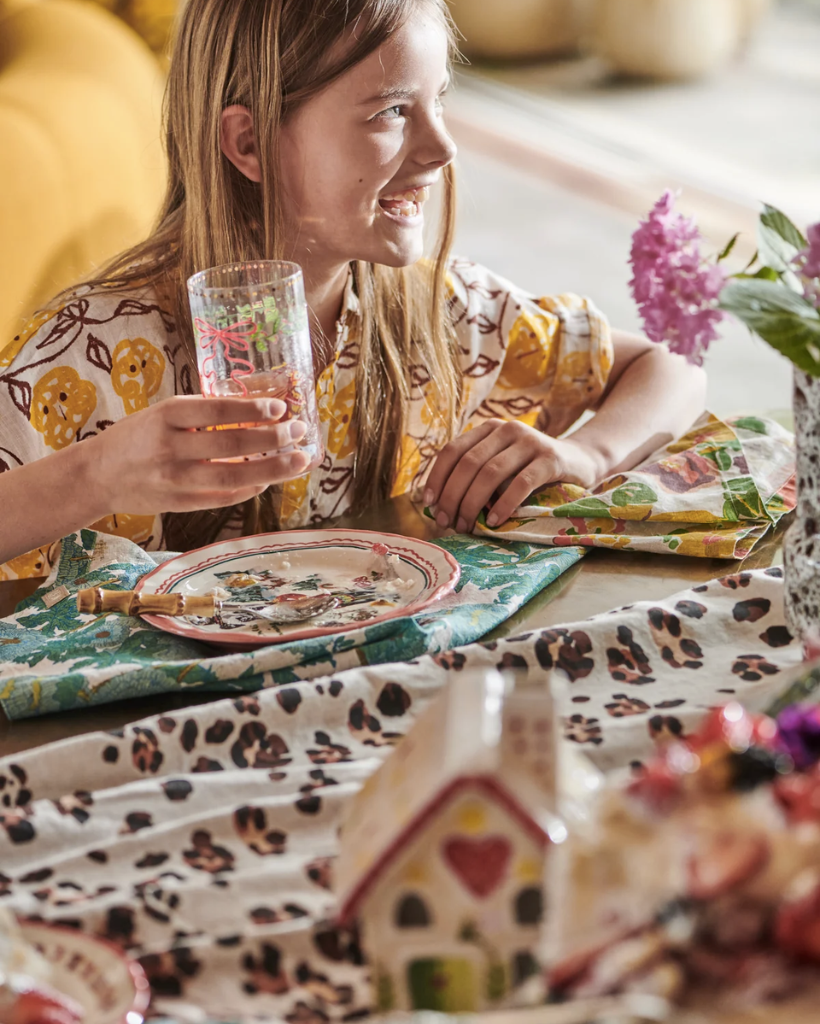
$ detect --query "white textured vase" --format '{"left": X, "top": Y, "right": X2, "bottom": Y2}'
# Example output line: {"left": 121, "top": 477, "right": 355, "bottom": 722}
{"left": 783, "top": 369, "right": 820, "bottom": 646}
{"left": 586, "top": 0, "right": 742, "bottom": 80}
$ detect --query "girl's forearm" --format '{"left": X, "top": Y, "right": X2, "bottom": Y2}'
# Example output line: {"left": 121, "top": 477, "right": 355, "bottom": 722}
{"left": 0, "top": 442, "right": 110, "bottom": 565}
{"left": 569, "top": 340, "right": 708, "bottom": 481}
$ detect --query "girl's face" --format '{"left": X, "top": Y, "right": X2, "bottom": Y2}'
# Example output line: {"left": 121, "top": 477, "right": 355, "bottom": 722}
{"left": 278, "top": 8, "right": 457, "bottom": 275}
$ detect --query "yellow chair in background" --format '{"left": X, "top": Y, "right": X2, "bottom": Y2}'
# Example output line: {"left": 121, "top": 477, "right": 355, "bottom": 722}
{"left": 79, "top": 0, "right": 177, "bottom": 57}
{"left": 0, "top": 0, "right": 166, "bottom": 347}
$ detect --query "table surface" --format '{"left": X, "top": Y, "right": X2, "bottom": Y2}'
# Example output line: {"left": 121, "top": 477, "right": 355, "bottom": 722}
{"left": 0, "top": 497, "right": 787, "bottom": 756}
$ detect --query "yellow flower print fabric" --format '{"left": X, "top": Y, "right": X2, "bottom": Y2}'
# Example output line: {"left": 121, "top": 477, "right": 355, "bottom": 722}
{"left": 0, "top": 260, "right": 611, "bottom": 579}
{"left": 111, "top": 338, "right": 165, "bottom": 414}
{"left": 0, "top": 291, "right": 186, "bottom": 580}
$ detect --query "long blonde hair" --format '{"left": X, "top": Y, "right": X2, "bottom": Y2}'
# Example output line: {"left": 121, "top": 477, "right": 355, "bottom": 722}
{"left": 73, "top": 0, "right": 462, "bottom": 549}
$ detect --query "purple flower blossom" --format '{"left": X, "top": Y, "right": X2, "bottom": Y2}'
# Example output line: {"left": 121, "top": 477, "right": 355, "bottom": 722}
{"left": 795, "top": 221, "right": 820, "bottom": 308}
{"left": 775, "top": 703, "right": 820, "bottom": 771}
{"left": 629, "top": 190, "right": 728, "bottom": 366}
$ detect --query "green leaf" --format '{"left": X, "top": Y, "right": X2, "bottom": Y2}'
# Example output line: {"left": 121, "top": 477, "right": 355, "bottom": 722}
{"left": 733, "top": 266, "right": 781, "bottom": 283}
{"left": 742, "top": 249, "right": 759, "bottom": 273}
{"left": 719, "top": 278, "right": 820, "bottom": 377}
{"left": 552, "top": 497, "right": 611, "bottom": 518}
{"left": 724, "top": 476, "right": 768, "bottom": 520}
{"left": 733, "top": 416, "right": 769, "bottom": 435}
{"left": 761, "top": 204, "right": 807, "bottom": 250}
{"left": 758, "top": 204, "right": 807, "bottom": 274}
{"left": 610, "top": 481, "right": 658, "bottom": 506}
{"left": 717, "top": 232, "right": 740, "bottom": 262}
{"left": 703, "top": 447, "right": 734, "bottom": 472}
{"left": 753, "top": 266, "right": 782, "bottom": 281}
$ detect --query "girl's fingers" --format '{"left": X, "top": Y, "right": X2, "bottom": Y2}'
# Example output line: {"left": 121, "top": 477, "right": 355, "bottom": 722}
{"left": 431, "top": 425, "right": 514, "bottom": 527}
{"left": 453, "top": 445, "right": 536, "bottom": 531}
{"left": 177, "top": 419, "right": 307, "bottom": 461}
{"left": 487, "top": 458, "right": 555, "bottom": 527}
{"left": 184, "top": 449, "right": 311, "bottom": 492}
{"left": 424, "top": 421, "right": 499, "bottom": 507}
{"left": 163, "top": 394, "right": 288, "bottom": 429}
{"left": 194, "top": 484, "right": 270, "bottom": 510}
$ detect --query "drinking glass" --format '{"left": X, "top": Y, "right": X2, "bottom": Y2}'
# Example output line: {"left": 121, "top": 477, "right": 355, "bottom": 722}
{"left": 186, "top": 260, "right": 323, "bottom": 470}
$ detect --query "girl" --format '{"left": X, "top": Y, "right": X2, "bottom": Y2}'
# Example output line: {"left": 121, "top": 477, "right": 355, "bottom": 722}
{"left": 0, "top": 0, "right": 706, "bottom": 580}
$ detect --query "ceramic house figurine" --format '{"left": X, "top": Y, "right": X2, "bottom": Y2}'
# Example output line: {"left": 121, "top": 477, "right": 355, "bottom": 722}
{"left": 335, "top": 670, "right": 599, "bottom": 1014}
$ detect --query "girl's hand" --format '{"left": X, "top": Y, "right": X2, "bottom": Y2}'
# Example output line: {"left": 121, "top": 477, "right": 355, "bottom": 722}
{"left": 92, "top": 394, "right": 310, "bottom": 515}
{"left": 424, "top": 419, "right": 606, "bottom": 533}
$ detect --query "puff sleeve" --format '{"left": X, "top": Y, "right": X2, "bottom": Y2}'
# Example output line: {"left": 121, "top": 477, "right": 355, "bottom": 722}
{"left": 0, "top": 289, "right": 186, "bottom": 579}
{"left": 447, "top": 257, "right": 614, "bottom": 437}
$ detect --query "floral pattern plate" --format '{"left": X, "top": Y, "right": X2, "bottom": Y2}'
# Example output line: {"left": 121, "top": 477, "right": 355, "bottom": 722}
{"left": 19, "top": 921, "right": 151, "bottom": 1023}
{"left": 136, "top": 529, "right": 461, "bottom": 649}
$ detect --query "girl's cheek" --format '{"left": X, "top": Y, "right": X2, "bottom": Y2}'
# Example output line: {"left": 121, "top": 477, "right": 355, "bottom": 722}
{"left": 366, "top": 130, "right": 407, "bottom": 170}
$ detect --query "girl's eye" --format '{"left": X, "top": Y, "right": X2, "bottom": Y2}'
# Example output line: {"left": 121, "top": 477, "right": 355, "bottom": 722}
{"left": 376, "top": 105, "right": 405, "bottom": 120}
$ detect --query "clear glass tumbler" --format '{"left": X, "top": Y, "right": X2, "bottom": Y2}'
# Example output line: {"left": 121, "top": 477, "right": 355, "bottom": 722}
{"left": 186, "top": 260, "right": 323, "bottom": 470}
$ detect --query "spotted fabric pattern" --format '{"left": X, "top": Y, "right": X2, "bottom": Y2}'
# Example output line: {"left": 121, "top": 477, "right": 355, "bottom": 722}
{"left": 0, "top": 568, "right": 802, "bottom": 1019}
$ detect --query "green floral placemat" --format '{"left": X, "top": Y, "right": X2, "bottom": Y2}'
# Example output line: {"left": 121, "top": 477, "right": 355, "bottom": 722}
{"left": 0, "top": 529, "right": 584, "bottom": 720}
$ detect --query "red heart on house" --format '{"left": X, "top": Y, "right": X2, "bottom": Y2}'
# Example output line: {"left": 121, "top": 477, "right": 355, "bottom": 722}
{"left": 443, "top": 836, "right": 512, "bottom": 898}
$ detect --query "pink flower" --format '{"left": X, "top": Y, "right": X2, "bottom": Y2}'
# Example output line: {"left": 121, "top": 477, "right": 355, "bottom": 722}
{"left": 630, "top": 191, "right": 728, "bottom": 366}
{"left": 795, "top": 222, "right": 820, "bottom": 307}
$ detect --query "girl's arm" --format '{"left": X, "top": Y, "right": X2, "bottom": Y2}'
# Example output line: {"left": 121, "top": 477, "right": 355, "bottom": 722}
{"left": 425, "top": 331, "right": 707, "bottom": 533}
{"left": 0, "top": 395, "right": 309, "bottom": 566}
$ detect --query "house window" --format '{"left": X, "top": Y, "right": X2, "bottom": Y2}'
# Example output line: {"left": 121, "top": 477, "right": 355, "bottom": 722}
{"left": 395, "top": 893, "right": 432, "bottom": 928}
{"left": 514, "top": 886, "right": 543, "bottom": 925}
{"left": 512, "top": 950, "right": 539, "bottom": 987}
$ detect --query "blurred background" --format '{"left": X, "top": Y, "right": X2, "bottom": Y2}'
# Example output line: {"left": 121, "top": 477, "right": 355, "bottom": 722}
{"left": 1, "top": 0, "right": 818, "bottom": 418}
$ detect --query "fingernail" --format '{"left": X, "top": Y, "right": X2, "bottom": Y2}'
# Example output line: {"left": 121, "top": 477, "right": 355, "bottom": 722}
{"left": 267, "top": 399, "right": 285, "bottom": 418}
{"left": 292, "top": 450, "right": 310, "bottom": 469}
{"left": 456, "top": 517, "right": 467, "bottom": 533}
{"left": 423, "top": 489, "right": 434, "bottom": 506}
{"left": 436, "top": 511, "right": 450, "bottom": 529}
{"left": 289, "top": 420, "right": 307, "bottom": 441}
{"left": 486, "top": 513, "right": 498, "bottom": 527}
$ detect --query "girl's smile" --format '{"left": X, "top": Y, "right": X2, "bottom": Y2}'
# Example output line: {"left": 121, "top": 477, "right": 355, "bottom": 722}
{"left": 378, "top": 184, "right": 432, "bottom": 224}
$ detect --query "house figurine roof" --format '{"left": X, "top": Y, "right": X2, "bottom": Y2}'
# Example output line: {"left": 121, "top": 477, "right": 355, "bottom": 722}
{"left": 336, "top": 669, "right": 596, "bottom": 925}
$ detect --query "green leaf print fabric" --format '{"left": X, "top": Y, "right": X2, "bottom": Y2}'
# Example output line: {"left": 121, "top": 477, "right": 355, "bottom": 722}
{"left": 0, "top": 530, "right": 584, "bottom": 720}
{"left": 468, "top": 413, "right": 796, "bottom": 558}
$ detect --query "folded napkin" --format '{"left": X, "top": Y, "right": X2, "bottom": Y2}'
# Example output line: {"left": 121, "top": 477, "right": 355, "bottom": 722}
{"left": 0, "top": 529, "right": 583, "bottom": 720}
{"left": 470, "top": 413, "right": 795, "bottom": 557}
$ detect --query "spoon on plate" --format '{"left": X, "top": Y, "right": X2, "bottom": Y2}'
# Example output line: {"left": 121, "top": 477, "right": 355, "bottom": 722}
{"left": 76, "top": 587, "right": 338, "bottom": 624}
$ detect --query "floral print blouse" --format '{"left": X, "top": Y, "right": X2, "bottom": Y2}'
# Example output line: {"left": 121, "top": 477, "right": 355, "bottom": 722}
{"left": 0, "top": 258, "right": 612, "bottom": 580}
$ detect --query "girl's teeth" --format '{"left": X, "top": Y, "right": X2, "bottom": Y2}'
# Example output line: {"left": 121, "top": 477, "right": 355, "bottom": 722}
{"left": 380, "top": 200, "right": 420, "bottom": 217}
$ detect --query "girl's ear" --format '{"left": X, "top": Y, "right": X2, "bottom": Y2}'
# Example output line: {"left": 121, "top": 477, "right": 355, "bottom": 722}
{"left": 221, "top": 105, "right": 262, "bottom": 182}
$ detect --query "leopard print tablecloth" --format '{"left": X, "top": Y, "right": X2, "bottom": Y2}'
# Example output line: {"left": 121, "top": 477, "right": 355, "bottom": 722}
{"left": 0, "top": 567, "right": 803, "bottom": 1020}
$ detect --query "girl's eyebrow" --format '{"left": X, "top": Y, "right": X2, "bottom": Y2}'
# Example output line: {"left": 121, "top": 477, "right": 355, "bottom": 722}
{"left": 360, "top": 75, "right": 451, "bottom": 106}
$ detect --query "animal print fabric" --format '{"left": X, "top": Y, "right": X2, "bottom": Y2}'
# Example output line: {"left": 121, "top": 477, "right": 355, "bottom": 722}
{"left": 0, "top": 258, "right": 611, "bottom": 580}
{"left": 0, "top": 568, "right": 803, "bottom": 1021}
{"left": 469, "top": 412, "right": 796, "bottom": 558}
{"left": 0, "top": 530, "right": 584, "bottom": 720}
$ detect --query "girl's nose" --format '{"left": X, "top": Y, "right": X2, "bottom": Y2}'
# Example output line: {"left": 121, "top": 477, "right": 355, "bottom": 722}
{"left": 417, "top": 116, "right": 458, "bottom": 171}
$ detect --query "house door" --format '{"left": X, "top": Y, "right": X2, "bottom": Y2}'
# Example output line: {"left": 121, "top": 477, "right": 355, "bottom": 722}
{"left": 407, "top": 957, "right": 477, "bottom": 1012}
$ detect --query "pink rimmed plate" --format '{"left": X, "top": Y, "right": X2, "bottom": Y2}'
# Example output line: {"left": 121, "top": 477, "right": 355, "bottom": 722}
{"left": 19, "top": 921, "right": 151, "bottom": 1024}
{"left": 135, "top": 529, "right": 460, "bottom": 649}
